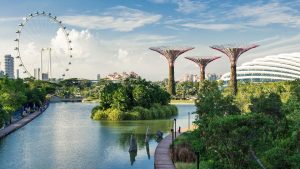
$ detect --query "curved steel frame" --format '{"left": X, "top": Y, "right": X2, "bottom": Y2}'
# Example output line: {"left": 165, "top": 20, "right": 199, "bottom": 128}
{"left": 221, "top": 53, "right": 300, "bottom": 82}
{"left": 15, "top": 11, "right": 72, "bottom": 79}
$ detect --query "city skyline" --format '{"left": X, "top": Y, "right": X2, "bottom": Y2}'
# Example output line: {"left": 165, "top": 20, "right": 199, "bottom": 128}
{"left": 1, "top": 0, "right": 300, "bottom": 80}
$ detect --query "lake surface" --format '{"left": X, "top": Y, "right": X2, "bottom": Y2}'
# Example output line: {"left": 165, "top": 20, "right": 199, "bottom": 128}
{"left": 0, "top": 103, "right": 196, "bottom": 169}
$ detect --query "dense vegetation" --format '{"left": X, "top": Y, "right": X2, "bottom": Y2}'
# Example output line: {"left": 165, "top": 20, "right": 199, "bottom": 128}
{"left": 91, "top": 78, "right": 178, "bottom": 120}
{"left": 174, "top": 80, "right": 300, "bottom": 169}
{"left": 156, "top": 80, "right": 199, "bottom": 100}
{"left": 55, "top": 78, "right": 95, "bottom": 99}
{"left": 0, "top": 77, "right": 56, "bottom": 128}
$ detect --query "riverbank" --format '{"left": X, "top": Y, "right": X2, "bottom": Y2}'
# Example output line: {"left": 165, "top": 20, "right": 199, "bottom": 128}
{"left": 170, "top": 100, "right": 195, "bottom": 105}
{"left": 0, "top": 103, "right": 49, "bottom": 139}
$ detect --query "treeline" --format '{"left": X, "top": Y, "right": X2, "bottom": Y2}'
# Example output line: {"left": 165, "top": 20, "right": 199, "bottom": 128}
{"left": 55, "top": 78, "right": 94, "bottom": 99}
{"left": 177, "top": 80, "right": 300, "bottom": 169}
{"left": 91, "top": 78, "right": 177, "bottom": 120}
{"left": 0, "top": 78, "right": 56, "bottom": 128}
{"left": 155, "top": 80, "right": 199, "bottom": 100}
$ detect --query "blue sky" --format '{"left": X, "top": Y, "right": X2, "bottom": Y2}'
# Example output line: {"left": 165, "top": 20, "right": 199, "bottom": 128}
{"left": 1, "top": 0, "right": 300, "bottom": 80}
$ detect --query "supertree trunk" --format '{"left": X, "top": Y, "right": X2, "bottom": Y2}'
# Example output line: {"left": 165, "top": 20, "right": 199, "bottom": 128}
{"left": 210, "top": 44, "right": 259, "bottom": 95}
{"left": 149, "top": 46, "right": 194, "bottom": 96}
{"left": 230, "top": 62, "right": 237, "bottom": 95}
{"left": 168, "top": 61, "right": 176, "bottom": 95}
{"left": 200, "top": 64, "right": 205, "bottom": 82}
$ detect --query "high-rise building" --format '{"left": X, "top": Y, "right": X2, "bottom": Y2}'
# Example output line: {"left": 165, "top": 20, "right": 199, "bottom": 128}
{"left": 207, "top": 73, "right": 219, "bottom": 81}
{"left": 16, "top": 69, "right": 19, "bottom": 79}
{"left": 0, "top": 61, "right": 3, "bottom": 77}
{"left": 97, "top": 74, "right": 101, "bottom": 81}
{"left": 4, "top": 54, "right": 14, "bottom": 79}
{"left": 181, "top": 74, "right": 199, "bottom": 82}
{"left": 34, "top": 68, "right": 37, "bottom": 79}
{"left": 34, "top": 68, "right": 41, "bottom": 80}
{"left": 42, "top": 73, "right": 49, "bottom": 81}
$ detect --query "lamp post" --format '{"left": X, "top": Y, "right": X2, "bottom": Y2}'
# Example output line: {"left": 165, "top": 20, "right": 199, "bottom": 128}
{"left": 188, "top": 112, "right": 190, "bottom": 131}
{"left": 171, "top": 129, "right": 174, "bottom": 161}
{"left": 174, "top": 118, "right": 177, "bottom": 138}
{"left": 196, "top": 151, "right": 200, "bottom": 169}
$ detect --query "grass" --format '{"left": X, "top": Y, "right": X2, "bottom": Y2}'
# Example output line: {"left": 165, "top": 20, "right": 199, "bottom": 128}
{"left": 170, "top": 99, "right": 195, "bottom": 104}
{"left": 175, "top": 162, "right": 197, "bottom": 169}
{"left": 173, "top": 132, "right": 191, "bottom": 146}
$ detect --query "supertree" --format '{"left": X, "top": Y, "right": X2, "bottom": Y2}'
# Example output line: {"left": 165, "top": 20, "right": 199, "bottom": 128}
{"left": 185, "top": 56, "right": 221, "bottom": 82}
{"left": 210, "top": 44, "right": 259, "bottom": 95}
{"left": 149, "top": 46, "right": 194, "bottom": 95}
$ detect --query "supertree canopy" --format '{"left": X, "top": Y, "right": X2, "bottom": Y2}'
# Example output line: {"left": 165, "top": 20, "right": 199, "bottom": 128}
{"left": 210, "top": 44, "right": 259, "bottom": 95}
{"left": 185, "top": 56, "right": 221, "bottom": 81}
{"left": 149, "top": 46, "right": 194, "bottom": 95}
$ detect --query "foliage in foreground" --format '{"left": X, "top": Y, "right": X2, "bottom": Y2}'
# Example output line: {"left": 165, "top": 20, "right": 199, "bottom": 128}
{"left": 0, "top": 78, "right": 56, "bottom": 127}
{"left": 175, "top": 162, "right": 197, "bottom": 169}
{"left": 179, "top": 80, "right": 300, "bottom": 169}
{"left": 91, "top": 77, "right": 177, "bottom": 120}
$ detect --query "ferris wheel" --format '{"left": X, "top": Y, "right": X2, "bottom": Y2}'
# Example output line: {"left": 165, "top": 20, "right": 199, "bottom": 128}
{"left": 14, "top": 11, "right": 72, "bottom": 80}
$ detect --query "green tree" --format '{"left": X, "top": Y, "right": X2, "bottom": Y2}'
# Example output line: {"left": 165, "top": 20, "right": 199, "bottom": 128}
{"left": 250, "top": 92, "right": 282, "bottom": 118}
{"left": 195, "top": 80, "right": 240, "bottom": 118}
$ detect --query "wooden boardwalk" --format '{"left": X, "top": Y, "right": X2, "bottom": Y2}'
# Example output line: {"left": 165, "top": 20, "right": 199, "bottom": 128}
{"left": 154, "top": 134, "right": 176, "bottom": 169}
{"left": 0, "top": 105, "right": 48, "bottom": 139}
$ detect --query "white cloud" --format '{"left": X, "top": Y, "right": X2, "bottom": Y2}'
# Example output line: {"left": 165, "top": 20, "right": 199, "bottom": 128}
{"left": 61, "top": 6, "right": 162, "bottom": 32}
{"left": 164, "top": 1, "right": 300, "bottom": 31}
{"left": 237, "top": 34, "right": 300, "bottom": 65}
{"left": 0, "top": 17, "right": 21, "bottom": 22}
{"left": 181, "top": 23, "right": 243, "bottom": 31}
{"left": 149, "top": 0, "right": 169, "bottom": 3}
{"left": 251, "top": 36, "right": 280, "bottom": 44}
{"left": 175, "top": 0, "right": 205, "bottom": 14}
{"left": 117, "top": 49, "right": 129, "bottom": 60}
{"left": 149, "top": 0, "right": 205, "bottom": 14}
{"left": 230, "top": 2, "right": 300, "bottom": 27}
{"left": 46, "top": 28, "right": 179, "bottom": 80}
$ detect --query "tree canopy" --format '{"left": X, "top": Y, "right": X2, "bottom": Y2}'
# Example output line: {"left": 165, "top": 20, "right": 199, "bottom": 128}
{"left": 177, "top": 80, "right": 300, "bottom": 169}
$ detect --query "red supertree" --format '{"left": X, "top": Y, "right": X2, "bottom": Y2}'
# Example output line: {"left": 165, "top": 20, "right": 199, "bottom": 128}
{"left": 210, "top": 44, "right": 259, "bottom": 95}
{"left": 149, "top": 46, "right": 194, "bottom": 95}
{"left": 185, "top": 56, "right": 221, "bottom": 82}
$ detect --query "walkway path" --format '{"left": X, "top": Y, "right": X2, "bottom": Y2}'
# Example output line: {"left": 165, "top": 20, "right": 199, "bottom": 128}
{"left": 154, "top": 133, "right": 176, "bottom": 169}
{"left": 0, "top": 104, "right": 48, "bottom": 139}
{"left": 154, "top": 127, "right": 193, "bottom": 169}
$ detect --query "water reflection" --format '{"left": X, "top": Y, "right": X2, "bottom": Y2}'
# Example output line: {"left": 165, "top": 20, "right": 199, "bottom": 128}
{"left": 0, "top": 103, "right": 195, "bottom": 169}
{"left": 129, "top": 150, "right": 137, "bottom": 165}
{"left": 100, "top": 120, "right": 173, "bottom": 149}
{"left": 99, "top": 120, "right": 173, "bottom": 165}
{"left": 146, "top": 142, "right": 150, "bottom": 159}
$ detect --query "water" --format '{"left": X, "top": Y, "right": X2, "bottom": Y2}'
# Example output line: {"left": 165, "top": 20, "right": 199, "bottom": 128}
{"left": 0, "top": 103, "right": 196, "bottom": 169}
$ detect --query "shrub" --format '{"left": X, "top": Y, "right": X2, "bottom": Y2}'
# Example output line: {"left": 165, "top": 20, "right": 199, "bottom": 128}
{"left": 107, "top": 108, "right": 124, "bottom": 121}
{"left": 92, "top": 110, "right": 108, "bottom": 120}
{"left": 91, "top": 108, "right": 123, "bottom": 121}
{"left": 123, "top": 110, "right": 139, "bottom": 120}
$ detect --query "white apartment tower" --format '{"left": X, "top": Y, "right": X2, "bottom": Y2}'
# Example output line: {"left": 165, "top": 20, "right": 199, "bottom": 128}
{"left": 4, "top": 54, "right": 14, "bottom": 79}
{"left": 97, "top": 74, "right": 101, "bottom": 81}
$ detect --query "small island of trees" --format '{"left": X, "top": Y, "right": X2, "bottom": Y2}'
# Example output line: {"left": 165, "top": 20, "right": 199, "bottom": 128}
{"left": 91, "top": 77, "right": 178, "bottom": 121}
